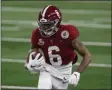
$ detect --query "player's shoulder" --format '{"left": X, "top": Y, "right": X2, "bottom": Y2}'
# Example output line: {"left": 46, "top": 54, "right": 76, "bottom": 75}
{"left": 31, "top": 27, "right": 40, "bottom": 37}
{"left": 59, "top": 24, "right": 79, "bottom": 40}
{"left": 32, "top": 27, "right": 39, "bottom": 34}
{"left": 60, "top": 24, "right": 79, "bottom": 36}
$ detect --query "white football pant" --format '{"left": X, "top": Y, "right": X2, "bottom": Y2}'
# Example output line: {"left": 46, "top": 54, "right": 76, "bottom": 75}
{"left": 37, "top": 62, "right": 72, "bottom": 89}
{"left": 38, "top": 71, "right": 69, "bottom": 89}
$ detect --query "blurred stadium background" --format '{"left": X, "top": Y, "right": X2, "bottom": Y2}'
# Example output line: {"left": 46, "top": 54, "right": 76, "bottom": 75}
{"left": 1, "top": 1, "right": 111, "bottom": 90}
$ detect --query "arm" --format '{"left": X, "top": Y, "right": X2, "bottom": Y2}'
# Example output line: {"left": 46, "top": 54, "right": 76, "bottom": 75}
{"left": 24, "top": 28, "right": 45, "bottom": 73}
{"left": 67, "top": 25, "right": 91, "bottom": 86}
{"left": 69, "top": 38, "right": 91, "bottom": 86}
{"left": 25, "top": 28, "right": 39, "bottom": 64}
{"left": 72, "top": 39, "right": 92, "bottom": 73}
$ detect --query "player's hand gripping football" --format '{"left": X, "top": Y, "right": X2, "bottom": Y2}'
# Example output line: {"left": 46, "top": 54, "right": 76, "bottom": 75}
{"left": 25, "top": 51, "right": 45, "bottom": 73}
{"left": 69, "top": 72, "right": 80, "bottom": 87}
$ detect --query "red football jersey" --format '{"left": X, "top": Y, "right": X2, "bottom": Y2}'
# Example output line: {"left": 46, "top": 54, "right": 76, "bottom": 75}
{"left": 31, "top": 25, "right": 79, "bottom": 66}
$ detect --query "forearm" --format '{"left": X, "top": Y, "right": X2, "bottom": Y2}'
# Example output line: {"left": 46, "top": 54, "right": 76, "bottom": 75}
{"left": 76, "top": 54, "right": 91, "bottom": 73}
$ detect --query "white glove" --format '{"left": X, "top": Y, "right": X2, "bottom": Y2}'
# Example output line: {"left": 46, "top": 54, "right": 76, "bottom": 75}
{"left": 69, "top": 72, "right": 80, "bottom": 87}
{"left": 25, "top": 52, "right": 45, "bottom": 74}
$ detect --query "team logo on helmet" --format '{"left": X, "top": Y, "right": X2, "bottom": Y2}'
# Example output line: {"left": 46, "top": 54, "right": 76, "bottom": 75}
{"left": 61, "top": 30, "right": 69, "bottom": 39}
{"left": 38, "top": 39, "right": 44, "bottom": 45}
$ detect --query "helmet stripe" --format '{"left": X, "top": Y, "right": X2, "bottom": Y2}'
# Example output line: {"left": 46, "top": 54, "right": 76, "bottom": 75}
{"left": 42, "top": 5, "right": 52, "bottom": 18}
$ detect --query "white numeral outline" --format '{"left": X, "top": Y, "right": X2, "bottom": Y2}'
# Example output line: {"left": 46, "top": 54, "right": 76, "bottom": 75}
{"left": 48, "top": 46, "right": 62, "bottom": 66}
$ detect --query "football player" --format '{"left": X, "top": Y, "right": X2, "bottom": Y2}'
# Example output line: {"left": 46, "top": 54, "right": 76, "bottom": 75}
{"left": 25, "top": 5, "right": 92, "bottom": 89}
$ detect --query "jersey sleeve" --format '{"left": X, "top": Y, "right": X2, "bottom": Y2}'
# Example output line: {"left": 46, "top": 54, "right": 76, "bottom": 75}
{"left": 68, "top": 25, "right": 79, "bottom": 41}
{"left": 31, "top": 28, "right": 39, "bottom": 49}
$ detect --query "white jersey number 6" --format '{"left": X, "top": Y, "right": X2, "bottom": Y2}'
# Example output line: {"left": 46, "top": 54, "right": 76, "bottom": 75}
{"left": 48, "top": 46, "right": 62, "bottom": 66}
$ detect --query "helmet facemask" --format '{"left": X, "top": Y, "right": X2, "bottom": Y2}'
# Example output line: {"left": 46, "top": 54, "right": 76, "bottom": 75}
{"left": 38, "top": 19, "right": 59, "bottom": 37}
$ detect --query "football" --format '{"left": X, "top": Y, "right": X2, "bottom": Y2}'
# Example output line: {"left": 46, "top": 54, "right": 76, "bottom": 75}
{"left": 26, "top": 50, "right": 43, "bottom": 64}
{"left": 31, "top": 51, "right": 43, "bottom": 60}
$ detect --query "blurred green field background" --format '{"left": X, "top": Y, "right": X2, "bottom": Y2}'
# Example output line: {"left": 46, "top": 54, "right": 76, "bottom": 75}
{"left": 1, "top": 1, "right": 111, "bottom": 90}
